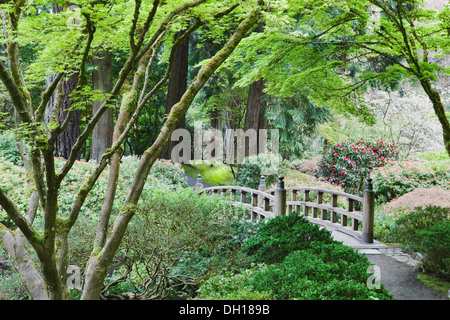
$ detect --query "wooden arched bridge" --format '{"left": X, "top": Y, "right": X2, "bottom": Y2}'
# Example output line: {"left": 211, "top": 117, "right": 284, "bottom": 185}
{"left": 195, "top": 175, "right": 375, "bottom": 244}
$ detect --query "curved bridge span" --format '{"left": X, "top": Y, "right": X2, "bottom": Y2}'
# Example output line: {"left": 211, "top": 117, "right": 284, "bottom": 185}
{"left": 196, "top": 176, "right": 375, "bottom": 244}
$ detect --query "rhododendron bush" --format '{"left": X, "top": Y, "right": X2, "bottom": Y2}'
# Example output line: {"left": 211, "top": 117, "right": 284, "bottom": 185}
{"left": 314, "top": 139, "right": 399, "bottom": 195}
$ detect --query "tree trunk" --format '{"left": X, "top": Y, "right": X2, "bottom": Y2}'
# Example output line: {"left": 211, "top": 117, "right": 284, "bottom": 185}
{"left": 419, "top": 79, "right": 450, "bottom": 157}
{"left": 160, "top": 31, "right": 189, "bottom": 160}
{"left": 91, "top": 50, "right": 114, "bottom": 162}
{"left": 0, "top": 229, "right": 49, "bottom": 300}
{"left": 244, "top": 78, "right": 265, "bottom": 155}
{"left": 55, "top": 72, "right": 80, "bottom": 160}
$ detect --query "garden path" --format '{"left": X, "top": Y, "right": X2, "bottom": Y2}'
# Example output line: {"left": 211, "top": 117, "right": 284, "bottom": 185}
{"left": 331, "top": 227, "right": 448, "bottom": 300}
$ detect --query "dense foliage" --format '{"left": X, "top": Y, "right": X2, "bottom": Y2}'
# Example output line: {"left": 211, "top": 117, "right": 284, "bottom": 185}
{"left": 101, "top": 186, "right": 253, "bottom": 300}
{"left": 241, "top": 213, "right": 333, "bottom": 264}
{"left": 372, "top": 160, "right": 450, "bottom": 203}
{"left": 392, "top": 206, "right": 450, "bottom": 280}
{"left": 0, "top": 131, "right": 24, "bottom": 166}
{"left": 196, "top": 213, "right": 393, "bottom": 300}
{"left": 237, "top": 153, "right": 290, "bottom": 189}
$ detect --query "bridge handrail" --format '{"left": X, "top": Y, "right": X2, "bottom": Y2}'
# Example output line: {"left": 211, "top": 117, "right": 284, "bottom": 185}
{"left": 266, "top": 187, "right": 363, "bottom": 202}
{"left": 198, "top": 185, "right": 275, "bottom": 201}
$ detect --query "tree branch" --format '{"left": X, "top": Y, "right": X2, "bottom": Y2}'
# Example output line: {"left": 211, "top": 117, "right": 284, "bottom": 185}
{"left": 0, "top": 188, "right": 40, "bottom": 248}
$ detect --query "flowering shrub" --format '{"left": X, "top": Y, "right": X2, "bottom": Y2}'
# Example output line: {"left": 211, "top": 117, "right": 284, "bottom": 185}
{"left": 314, "top": 139, "right": 399, "bottom": 195}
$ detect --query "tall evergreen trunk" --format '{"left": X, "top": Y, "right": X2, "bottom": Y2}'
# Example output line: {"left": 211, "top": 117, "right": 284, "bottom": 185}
{"left": 55, "top": 72, "right": 80, "bottom": 159}
{"left": 161, "top": 31, "right": 189, "bottom": 160}
{"left": 244, "top": 78, "right": 265, "bottom": 155}
{"left": 91, "top": 50, "right": 114, "bottom": 162}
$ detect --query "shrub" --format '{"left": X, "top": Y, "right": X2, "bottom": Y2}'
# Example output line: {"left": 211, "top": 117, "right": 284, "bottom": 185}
{"left": 237, "top": 153, "right": 290, "bottom": 189}
{"left": 373, "top": 210, "right": 398, "bottom": 243}
{"left": 372, "top": 160, "right": 449, "bottom": 203}
{"left": 393, "top": 206, "right": 450, "bottom": 279}
{"left": 120, "top": 156, "right": 188, "bottom": 189}
{"left": 103, "top": 186, "right": 254, "bottom": 300}
{"left": 196, "top": 242, "right": 394, "bottom": 300}
{"left": 241, "top": 213, "right": 334, "bottom": 264}
{"left": 314, "top": 139, "right": 399, "bottom": 195}
{"left": 248, "top": 242, "right": 393, "bottom": 300}
{"left": 381, "top": 187, "right": 450, "bottom": 216}
{"left": 294, "top": 155, "right": 322, "bottom": 176}
{"left": 0, "top": 130, "right": 23, "bottom": 166}
{"left": 195, "top": 266, "right": 273, "bottom": 300}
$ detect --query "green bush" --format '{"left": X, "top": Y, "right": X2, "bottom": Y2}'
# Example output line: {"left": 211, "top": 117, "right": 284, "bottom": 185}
{"left": 195, "top": 266, "right": 273, "bottom": 300}
{"left": 121, "top": 156, "right": 188, "bottom": 189}
{"left": 237, "top": 153, "right": 290, "bottom": 189}
{"left": 241, "top": 213, "right": 333, "bottom": 264}
{"left": 393, "top": 206, "right": 450, "bottom": 279}
{"left": 371, "top": 161, "right": 449, "bottom": 203}
{"left": 373, "top": 210, "right": 397, "bottom": 243}
{"left": 249, "top": 242, "right": 393, "bottom": 300}
{"left": 0, "top": 130, "right": 23, "bottom": 166}
{"left": 103, "top": 186, "right": 254, "bottom": 299}
{"left": 196, "top": 241, "right": 394, "bottom": 300}
{"left": 314, "top": 139, "right": 399, "bottom": 196}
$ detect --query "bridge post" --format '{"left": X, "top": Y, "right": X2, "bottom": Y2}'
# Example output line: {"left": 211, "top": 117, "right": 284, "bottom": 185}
{"left": 362, "top": 178, "right": 375, "bottom": 243}
{"left": 194, "top": 173, "right": 203, "bottom": 191}
{"left": 258, "top": 175, "right": 266, "bottom": 208}
{"left": 274, "top": 177, "right": 286, "bottom": 217}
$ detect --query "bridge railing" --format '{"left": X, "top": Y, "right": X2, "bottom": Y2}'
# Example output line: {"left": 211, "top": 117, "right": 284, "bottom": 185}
{"left": 197, "top": 182, "right": 276, "bottom": 220}
{"left": 195, "top": 174, "right": 375, "bottom": 243}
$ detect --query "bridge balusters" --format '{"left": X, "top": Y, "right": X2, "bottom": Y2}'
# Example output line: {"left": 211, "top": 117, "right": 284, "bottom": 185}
{"left": 196, "top": 177, "right": 375, "bottom": 243}
{"left": 303, "top": 190, "right": 310, "bottom": 216}
{"left": 313, "top": 191, "right": 322, "bottom": 218}
{"left": 264, "top": 197, "right": 271, "bottom": 213}
{"left": 331, "top": 194, "right": 338, "bottom": 223}
{"left": 352, "top": 217, "right": 359, "bottom": 231}
{"left": 343, "top": 198, "right": 352, "bottom": 227}
{"left": 240, "top": 190, "right": 247, "bottom": 203}
{"left": 252, "top": 192, "right": 258, "bottom": 207}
